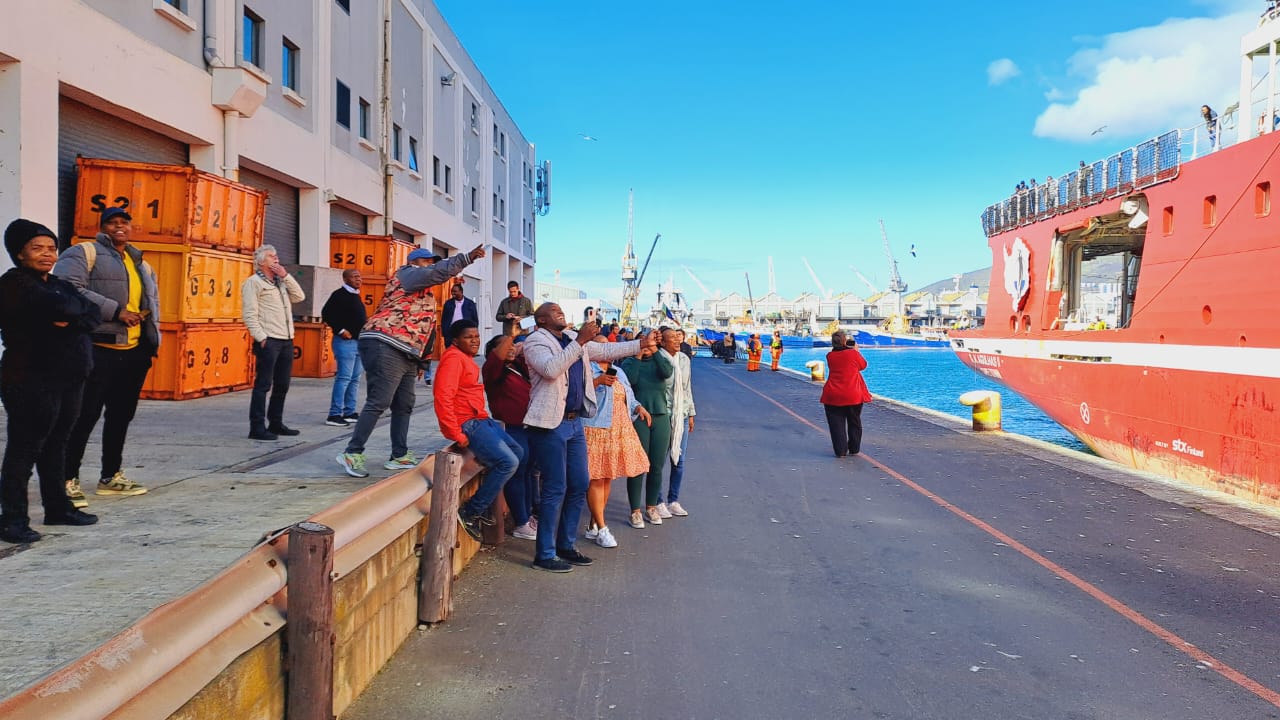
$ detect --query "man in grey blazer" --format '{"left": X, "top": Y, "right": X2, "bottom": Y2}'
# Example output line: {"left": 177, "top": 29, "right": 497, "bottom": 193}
{"left": 522, "top": 303, "right": 657, "bottom": 572}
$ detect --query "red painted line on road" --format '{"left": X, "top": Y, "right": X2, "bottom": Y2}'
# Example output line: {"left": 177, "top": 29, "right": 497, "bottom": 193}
{"left": 719, "top": 369, "right": 1280, "bottom": 709}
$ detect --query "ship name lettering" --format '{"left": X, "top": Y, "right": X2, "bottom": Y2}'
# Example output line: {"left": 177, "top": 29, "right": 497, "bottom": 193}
{"left": 1170, "top": 439, "right": 1205, "bottom": 458}
{"left": 972, "top": 354, "right": 1001, "bottom": 369}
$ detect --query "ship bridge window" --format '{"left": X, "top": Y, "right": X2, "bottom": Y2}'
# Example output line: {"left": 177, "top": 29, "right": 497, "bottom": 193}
{"left": 1049, "top": 198, "right": 1147, "bottom": 331}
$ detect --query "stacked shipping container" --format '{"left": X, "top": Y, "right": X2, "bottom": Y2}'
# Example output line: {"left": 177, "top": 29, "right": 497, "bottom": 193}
{"left": 73, "top": 158, "right": 264, "bottom": 400}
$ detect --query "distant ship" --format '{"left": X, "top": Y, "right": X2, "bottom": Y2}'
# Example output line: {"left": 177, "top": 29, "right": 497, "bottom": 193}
{"left": 950, "top": 14, "right": 1280, "bottom": 506}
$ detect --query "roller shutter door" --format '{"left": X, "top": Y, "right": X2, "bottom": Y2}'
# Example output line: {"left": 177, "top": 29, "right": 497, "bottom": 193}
{"left": 391, "top": 227, "right": 414, "bottom": 244}
{"left": 58, "top": 97, "right": 188, "bottom": 245}
{"left": 329, "top": 204, "right": 367, "bottom": 234}
{"left": 238, "top": 168, "right": 300, "bottom": 264}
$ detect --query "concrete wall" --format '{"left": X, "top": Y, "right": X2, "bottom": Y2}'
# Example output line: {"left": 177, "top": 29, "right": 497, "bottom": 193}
{"left": 0, "top": 0, "right": 539, "bottom": 342}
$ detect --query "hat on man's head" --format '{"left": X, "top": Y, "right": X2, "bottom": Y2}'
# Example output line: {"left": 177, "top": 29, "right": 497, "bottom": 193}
{"left": 99, "top": 207, "right": 132, "bottom": 226}
{"left": 4, "top": 219, "right": 57, "bottom": 264}
{"left": 407, "top": 248, "right": 442, "bottom": 263}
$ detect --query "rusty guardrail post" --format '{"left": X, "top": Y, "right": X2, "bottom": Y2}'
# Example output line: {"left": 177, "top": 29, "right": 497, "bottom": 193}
{"left": 286, "top": 521, "right": 335, "bottom": 720}
{"left": 419, "top": 450, "right": 464, "bottom": 624}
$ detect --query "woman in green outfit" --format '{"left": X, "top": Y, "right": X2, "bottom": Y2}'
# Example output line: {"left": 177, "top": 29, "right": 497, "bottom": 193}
{"left": 620, "top": 332, "right": 674, "bottom": 528}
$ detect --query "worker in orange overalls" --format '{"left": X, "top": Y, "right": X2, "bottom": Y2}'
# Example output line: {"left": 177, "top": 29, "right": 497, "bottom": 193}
{"left": 769, "top": 333, "right": 783, "bottom": 371}
{"left": 746, "top": 334, "right": 763, "bottom": 371}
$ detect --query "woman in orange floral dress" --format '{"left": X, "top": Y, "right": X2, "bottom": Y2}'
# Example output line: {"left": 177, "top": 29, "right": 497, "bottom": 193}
{"left": 583, "top": 336, "right": 651, "bottom": 548}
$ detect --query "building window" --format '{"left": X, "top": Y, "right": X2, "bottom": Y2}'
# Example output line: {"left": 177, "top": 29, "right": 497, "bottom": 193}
{"left": 499, "top": 197, "right": 506, "bottom": 221}
{"left": 242, "top": 7, "right": 263, "bottom": 68}
{"left": 392, "top": 124, "right": 402, "bottom": 162}
{"left": 408, "top": 137, "right": 419, "bottom": 173}
{"left": 164, "top": 0, "right": 183, "bottom": 8}
{"left": 358, "top": 98, "right": 370, "bottom": 139}
{"left": 281, "top": 38, "right": 299, "bottom": 92}
{"left": 432, "top": 156, "right": 441, "bottom": 187}
{"left": 470, "top": 103, "right": 478, "bottom": 130}
{"left": 335, "top": 0, "right": 350, "bottom": 12}
{"left": 500, "top": 132, "right": 507, "bottom": 158}
{"left": 470, "top": 187, "right": 478, "bottom": 212}
{"left": 445, "top": 166, "right": 452, "bottom": 194}
{"left": 492, "top": 192, "right": 498, "bottom": 217}
{"left": 493, "top": 124, "right": 499, "bottom": 152}
{"left": 335, "top": 80, "right": 351, "bottom": 129}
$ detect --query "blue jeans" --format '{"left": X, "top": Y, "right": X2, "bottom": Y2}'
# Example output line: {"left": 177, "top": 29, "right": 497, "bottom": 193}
{"left": 664, "top": 422, "right": 690, "bottom": 504}
{"left": 459, "top": 418, "right": 523, "bottom": 518}
{"left": 328, "top": 337, "right": 362, "bottom": 417}
{"left": 345, "top": 339, "right": 418, "bottom": 459}
{"left": 502, "top": 425, "right": 536, "bottom": 526}
{"left": 528, "top": 417, "right": 588, "bottom": 561}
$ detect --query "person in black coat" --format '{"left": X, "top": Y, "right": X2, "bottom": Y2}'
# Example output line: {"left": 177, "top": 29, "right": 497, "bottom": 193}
{"left": 0, "top": 220, "right": 102, "bottom": 543}
{"left": 321, "top": 268, "right": 368, "bottom": 426}
{"left": 440, "top": 281, "right": 479, "bottom": 347}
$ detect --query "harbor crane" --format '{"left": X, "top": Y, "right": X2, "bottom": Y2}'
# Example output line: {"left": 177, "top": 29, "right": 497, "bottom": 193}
{"left": 848, "top": 264, "right": 880, "bottom": 297}
{"left": 681, "top": 265, "right": 715, "bottom": 299}
{"left": 879, "top": 218, "right": 908, "bottom": 317}
{"left": 801, "top": 257, "right": 832, "bottom": 299}
{"left": 619, "top": 190, "right": 661, "bottom": 327}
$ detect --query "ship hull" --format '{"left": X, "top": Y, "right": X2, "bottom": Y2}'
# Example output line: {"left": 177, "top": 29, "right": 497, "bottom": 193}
{"left": 852, "top": 327, "right": 949, "bottom": 348}
{"left": 951, "top": 337, "right": 1280, "bottom": 505}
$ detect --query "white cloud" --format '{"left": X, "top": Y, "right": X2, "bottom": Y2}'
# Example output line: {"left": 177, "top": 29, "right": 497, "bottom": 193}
{"left": 1034, "top": 9, "right": 1255, "bottom": 141}
{"left": 987, "top": 58, "right": 1020, "bottom": 85}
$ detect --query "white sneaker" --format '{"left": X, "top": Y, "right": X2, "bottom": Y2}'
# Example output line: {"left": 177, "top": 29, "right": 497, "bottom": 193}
{"left": 668, "top": 501, "right": 688, "bottom": 517}
{"left": 512, "top": 522, "right": 537, "bottom": 540}
{"left": 528, "top": 515, "right": 539, "bottom": 531}
{"left": 595, "top": 525, "right": 617, "bottom": 548}
{"left": 656, "top": 502, "right": 673, "bottom": 519}
{"left": 629, "top": 510, "right": 645, "bottom": 529}
{"left": 585, "top": 525, "right": 600, "bottom": 540}
{"left": 646, "top": 507, "right": 663, "bottom": 525}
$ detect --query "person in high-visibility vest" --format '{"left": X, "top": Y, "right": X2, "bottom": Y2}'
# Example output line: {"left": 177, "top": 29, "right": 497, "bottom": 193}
{"left": 769, "top": 334, "right": 783, "bottom": 371}
{"left": 746, "top": 334, "right": 763, "bottom": 371}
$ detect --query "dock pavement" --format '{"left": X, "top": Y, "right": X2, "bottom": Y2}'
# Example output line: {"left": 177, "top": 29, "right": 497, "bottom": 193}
{"left": 343, "top": 359, "right": 1280, "bottom": 720}
{"left": 0, "top": 375, "right": 452, "bottom": 697}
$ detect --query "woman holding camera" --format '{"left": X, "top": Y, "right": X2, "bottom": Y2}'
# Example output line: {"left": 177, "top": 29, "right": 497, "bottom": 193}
{"left": 820, "top": 330, "right": 872, "bottom": 457}
{"left": 582, "top": 336, "right": 650, "bottom": 548}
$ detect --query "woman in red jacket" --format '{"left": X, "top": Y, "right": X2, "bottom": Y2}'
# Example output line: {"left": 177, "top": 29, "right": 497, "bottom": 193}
{"left": 818, "top": 331, "right": 872, "bottom": 457}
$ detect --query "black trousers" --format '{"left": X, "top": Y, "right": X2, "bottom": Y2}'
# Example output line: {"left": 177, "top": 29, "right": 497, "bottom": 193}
{"left": 250, "top": 337, "right": 294, "bottom": 431}
{"left": 1, "top": 380, "right": 83, "bottom": 525}
{"left": 823, "top": 403, "right": 864, "bottom": 457}
{"left": 66, "top": 344, "right": 153, "bottom": 482}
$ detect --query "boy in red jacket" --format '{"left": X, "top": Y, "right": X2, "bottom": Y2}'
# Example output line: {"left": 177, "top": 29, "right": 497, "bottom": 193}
{"left": 433, "top": 320, "right": 524, "bottom": 541}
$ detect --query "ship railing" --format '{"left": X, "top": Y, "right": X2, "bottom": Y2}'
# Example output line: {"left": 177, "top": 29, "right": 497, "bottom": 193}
{"left": 982, "top": 129, "right": 1182, "bottom": 237}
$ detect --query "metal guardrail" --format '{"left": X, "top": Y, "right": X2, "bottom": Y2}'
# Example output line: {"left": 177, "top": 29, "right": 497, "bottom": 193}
{"left": 982, "top": 129, "right": 1183, "bottom": 237}
{"left": 0, "top": 449, "right": 483, "bottom": 720}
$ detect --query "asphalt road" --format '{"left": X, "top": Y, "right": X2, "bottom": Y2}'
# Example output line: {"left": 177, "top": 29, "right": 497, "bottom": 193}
{"left": 344, "top": 359, "right": 1280, "bottom": 720}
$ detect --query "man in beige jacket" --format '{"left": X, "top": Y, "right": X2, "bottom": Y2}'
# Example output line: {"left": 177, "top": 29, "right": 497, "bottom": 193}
{"left": 241, "top": 244, "right": 305, "bottom": 440}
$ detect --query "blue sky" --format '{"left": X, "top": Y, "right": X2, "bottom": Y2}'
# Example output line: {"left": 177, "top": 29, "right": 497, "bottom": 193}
{"left": 437, "top": 0, "right": 1257, "bottom": 307}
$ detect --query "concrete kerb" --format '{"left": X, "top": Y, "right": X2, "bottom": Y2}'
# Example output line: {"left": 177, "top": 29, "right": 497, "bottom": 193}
{"left": 733, "top": 356, "right": 1280, "bottom": 538}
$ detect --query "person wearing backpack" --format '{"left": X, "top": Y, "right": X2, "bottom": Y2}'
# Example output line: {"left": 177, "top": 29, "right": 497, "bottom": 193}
{"left": 53, "top": 207, "right": 160, "bottom": 504}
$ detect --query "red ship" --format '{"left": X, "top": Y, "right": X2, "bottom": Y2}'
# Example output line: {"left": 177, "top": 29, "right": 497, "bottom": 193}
{"left": 951, "top": 14, "right": 1280, "bottom": 506}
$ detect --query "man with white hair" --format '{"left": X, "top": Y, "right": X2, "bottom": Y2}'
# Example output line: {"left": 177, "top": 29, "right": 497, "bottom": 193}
{"left": 241, "top": 244, "right": 306, "bottom": 441}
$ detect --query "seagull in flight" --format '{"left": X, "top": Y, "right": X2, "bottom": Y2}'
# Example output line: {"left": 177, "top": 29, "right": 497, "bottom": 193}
{"left": 577, "top": 132, "right": 599, "bottom": 141}
{"left": 1090, "top": 125, "right": 1107, "bottom": 136}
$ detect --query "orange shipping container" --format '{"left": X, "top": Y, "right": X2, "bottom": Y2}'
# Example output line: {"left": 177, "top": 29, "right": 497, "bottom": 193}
{"left": 329, "top": 234, "right": 415, "bottom": 279}
{"left": 360, "top": 279, "right": 388, "bottom": 315}
{"left": 141, "top": 322, "right": 253, "bottom": 400}
{"left": 74, "top": 158, "right": 265, "bottom": 254}
{"left": 292, "top": 321, "right": 336, "bottom": 378}
{"left": 72, "top": 239, "right": 253, "bottom": 324}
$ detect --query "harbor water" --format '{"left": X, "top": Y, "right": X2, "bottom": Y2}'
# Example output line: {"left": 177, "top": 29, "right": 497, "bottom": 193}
{"left": 773, "top": 347, "right": 1091, "bottom": 453}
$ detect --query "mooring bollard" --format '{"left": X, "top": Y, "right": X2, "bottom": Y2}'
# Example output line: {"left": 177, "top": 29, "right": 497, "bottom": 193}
{"left": 804, "top": 360, "right": 826, "bottom": 381}
{"left": 286, "top": 521, "right": 335, "bottom": 720}
{"left": 959, "top": 390, "right": 1002, "bottom": 431}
